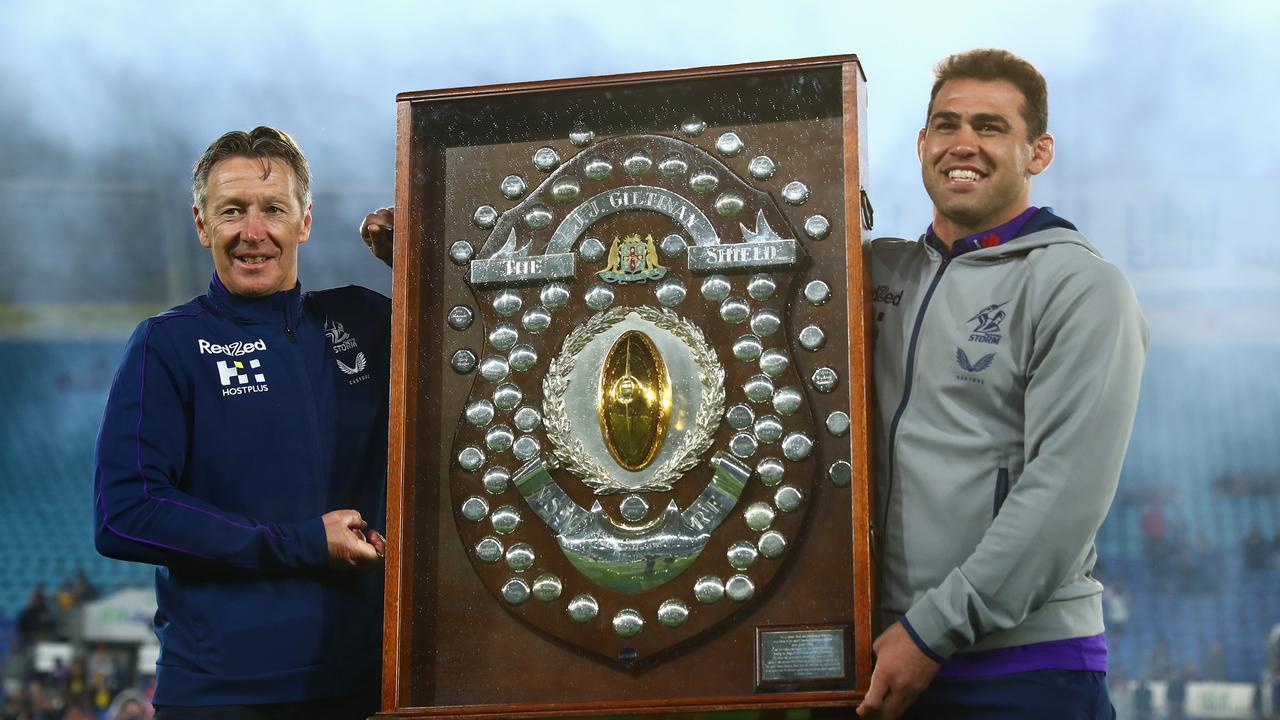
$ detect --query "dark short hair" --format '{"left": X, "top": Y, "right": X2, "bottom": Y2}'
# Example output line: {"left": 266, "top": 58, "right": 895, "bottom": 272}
{"left": 928, "top": 49, "right": 1048, "bottom": 141}
{"left": 192, "top": 126, "right": 311, "bottom": 213}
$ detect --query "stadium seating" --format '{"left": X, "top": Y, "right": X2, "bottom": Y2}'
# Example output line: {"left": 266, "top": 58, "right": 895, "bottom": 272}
{"left": 0, "top": 340, "right": 152, "bottom": 619}
{"left": 1099, "top": 344, "right": 1280, "bottom": 682}
{"left": 1, "top": 339, "right": 1277, "bottom": 684}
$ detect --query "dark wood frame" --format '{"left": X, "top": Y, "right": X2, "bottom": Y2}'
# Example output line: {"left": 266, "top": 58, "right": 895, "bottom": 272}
{"left": 380, "top": 55, "right": 875, "bottom": 719}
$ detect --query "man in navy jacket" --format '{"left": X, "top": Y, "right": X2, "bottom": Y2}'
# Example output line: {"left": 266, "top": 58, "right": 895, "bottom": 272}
{"left": 95, "top": 127, "right": 390, "bottom": 719}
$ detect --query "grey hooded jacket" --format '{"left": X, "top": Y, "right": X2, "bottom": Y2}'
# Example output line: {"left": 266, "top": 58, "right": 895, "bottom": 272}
{"left": 869, "top": 215, "right": 1148, "bottom": 660}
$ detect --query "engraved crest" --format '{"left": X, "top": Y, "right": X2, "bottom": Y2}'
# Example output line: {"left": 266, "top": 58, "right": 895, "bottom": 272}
{"left": 597, "top": 234, "right": 668, "bottom": 284}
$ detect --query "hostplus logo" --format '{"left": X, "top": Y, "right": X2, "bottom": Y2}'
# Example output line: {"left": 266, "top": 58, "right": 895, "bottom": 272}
{"left": 217, "top": 358, "right": 269, "bottom": 396}
{"left": 199, "top": 337, "right": 269, "bottom": 396}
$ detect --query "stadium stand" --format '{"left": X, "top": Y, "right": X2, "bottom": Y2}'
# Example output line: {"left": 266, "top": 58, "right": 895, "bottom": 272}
{"left": 1098, "top": 343, "right": 1280, "bottom": 683}
{"left": 1, "top": 335, "right": 1278, "bottom": 714}
{"left": 0, "top": 339, "right": 152, "bottom": 620}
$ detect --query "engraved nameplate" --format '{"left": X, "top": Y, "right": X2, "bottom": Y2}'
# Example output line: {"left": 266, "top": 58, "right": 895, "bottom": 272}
{"left": 470, "top": 252, "right": 576, "bottom": 287}
{"left": 688, "top": 239, "right": 798, "bottom": 273}
{"left": 547, "top": 186, "right": 720, "bottom": 253}
{"left": 756, "top": 625, "right": 851, "bottom": 690}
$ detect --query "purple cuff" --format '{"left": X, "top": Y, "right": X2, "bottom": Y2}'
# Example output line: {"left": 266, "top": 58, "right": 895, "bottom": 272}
{"left": 936, "top": 634, "right": 1108, "bottom": 679}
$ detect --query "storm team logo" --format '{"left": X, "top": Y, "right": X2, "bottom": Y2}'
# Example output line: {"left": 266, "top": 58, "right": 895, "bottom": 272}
{"left": 967, "top": 301, "right": 1010, "bottom": 344}
{"left": 326, "top": 320, "right": 369, "bottom": 383}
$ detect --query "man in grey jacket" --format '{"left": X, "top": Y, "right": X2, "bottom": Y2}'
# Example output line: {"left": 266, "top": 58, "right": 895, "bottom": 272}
{"left": 857, "top": 49, "right": 1147, "bottom": 719}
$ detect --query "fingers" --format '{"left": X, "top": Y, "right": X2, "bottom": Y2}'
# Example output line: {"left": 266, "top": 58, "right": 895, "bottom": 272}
{"left": 360, "top": 208, "right": 394, "bottom": 241}
{"left": 857, "top": 669, "right": 887, "bottom": 718}
{"left": 359, "top": 208, "right": 395, "bottom": 267}
{"left": 368, "top": 530, "right": 387, "bottom": 558}
{"left": 341, "top": 509, "right": 367, "bottom": 534}
{"left": 882, "top": 693, "right": 912, "bottom": 720}
{"left": 322, "top": 509, "right": 384, "bottom": 569}
{"left": 349, "top": 536, "right": 383, "bottom": 568}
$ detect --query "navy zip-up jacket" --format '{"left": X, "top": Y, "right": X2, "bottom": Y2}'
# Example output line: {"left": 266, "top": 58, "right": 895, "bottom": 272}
{"left": 94, "top": 277, "right": 390, "bottom": 706}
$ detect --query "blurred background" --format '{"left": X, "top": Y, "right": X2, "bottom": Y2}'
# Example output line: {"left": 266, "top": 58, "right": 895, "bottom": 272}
{"left": 1, "top": 1, "right": 1277, "bottom": 718}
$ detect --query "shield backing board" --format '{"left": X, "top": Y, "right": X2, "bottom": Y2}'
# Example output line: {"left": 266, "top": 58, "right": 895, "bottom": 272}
{"left": 381, "top": 55, "right": 873, "bottom": 719}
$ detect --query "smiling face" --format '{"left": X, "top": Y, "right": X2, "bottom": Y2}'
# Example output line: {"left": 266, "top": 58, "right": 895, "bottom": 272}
{"left": 194, "top": 155, "right": 311, "bottom": 297}
{"left": 918, "top": 77, "right": 1054, "bottom": 244}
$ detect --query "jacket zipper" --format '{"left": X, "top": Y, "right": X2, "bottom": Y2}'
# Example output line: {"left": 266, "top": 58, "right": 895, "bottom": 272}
{"left": 283, "top": 298, "right": 323, "bottom": 488}
{"left": 283, "top": 302, "right": 297, "bottom": 343}
{"left": 993, "top": 467, "right": 1011, "bottom": 517}
{"left": 880, "top": 255, "right": 950, "bottom": 561}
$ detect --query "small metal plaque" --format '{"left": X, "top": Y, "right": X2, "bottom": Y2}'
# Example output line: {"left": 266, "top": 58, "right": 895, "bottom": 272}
{"left": 470, "top": 252, "right": 576, "bottom": 287}
{"left": 756, "top": 625, "right": 852, "bottom": 690}
{"left": 687, "top": 239, "right": 798, "bottom": 273}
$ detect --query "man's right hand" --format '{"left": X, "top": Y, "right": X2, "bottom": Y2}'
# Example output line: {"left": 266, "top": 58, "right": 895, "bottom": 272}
{"left": 322, "top": 509, "right": 385, "bottom": 569}
{"left": 857, "top": 622, "right": 940, "bottom": 720}
{"left": 360, "top": 207, "right": 394, "bottom": 267}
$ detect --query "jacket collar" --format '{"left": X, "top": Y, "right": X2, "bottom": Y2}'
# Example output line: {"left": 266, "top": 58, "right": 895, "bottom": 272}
{"left": 921, "top": 207, "right": 1086, "bottom": 262}
{"left": 205, "top": 272, "right": 305, "bottom": 326}
{"left": 925, "top": 206, "right": 1039, "bottom": 259}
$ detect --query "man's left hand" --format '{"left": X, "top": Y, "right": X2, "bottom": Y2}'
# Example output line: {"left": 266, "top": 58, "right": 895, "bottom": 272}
{"left": 856, "top": 622, "right": 940, "bottom": 720}
{"left": 322, "top": 509, "right": 385, "bottom": 569}
{"left": 360, "top": 207, "right": 394, "bottom": 267}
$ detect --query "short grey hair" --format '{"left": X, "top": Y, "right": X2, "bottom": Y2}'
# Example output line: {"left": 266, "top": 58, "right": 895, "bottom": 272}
{"left": 192, "top": 126, "right": 311, "bottom": 213}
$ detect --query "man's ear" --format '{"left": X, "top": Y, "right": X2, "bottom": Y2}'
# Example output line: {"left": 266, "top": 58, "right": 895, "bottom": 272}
{"left": 1028, "top": 133, "right": 1054, "bottom": 176}
{"left": 298, "top": 203, "right": 313, "bottom": 245}
{"left": 193, "top": 205, "right": 211, "bottom": 249}
{"left": 916, "top": 127, "right": 927, "bottom": 163}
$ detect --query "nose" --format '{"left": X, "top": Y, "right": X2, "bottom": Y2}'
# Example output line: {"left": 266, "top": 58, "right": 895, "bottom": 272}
{"left": 241, "top": 209, "right": 268, "bottom": 242}
{"left": 948, "top": 125, "right": 979, "bottom": 157}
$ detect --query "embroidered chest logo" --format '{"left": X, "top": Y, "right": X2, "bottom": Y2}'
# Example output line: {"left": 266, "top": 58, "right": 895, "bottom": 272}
{"left": 967, "top": 301, "right": 1010, "bottom": 345}
{"left": 955, "top": 349, "right": 995, "bottom": 373}
{"left": 198, "top": 337, "right": 267, "bottom": 356}
{"left": 955, "top": 301, "right": 1010, "bottom": 385}
{"left": 326, "top": 320, "right": 370, "bottom": 384}
{"left": 202, "top": 338, "right": 270, "bottom": 396}
{"left": 217, "top": 358, "right": 269, "bottom": 396}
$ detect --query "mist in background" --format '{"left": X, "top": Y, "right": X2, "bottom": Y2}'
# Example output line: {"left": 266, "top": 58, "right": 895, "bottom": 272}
{"left": 2, "top": 0, "right": 1278, "bottom": 689}
{"left": 3, "top": 0, "right": 1275, "bottom": 330}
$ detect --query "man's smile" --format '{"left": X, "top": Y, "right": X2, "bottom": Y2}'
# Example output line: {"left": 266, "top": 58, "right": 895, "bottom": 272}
{"left": 942, "top": 166, "right": 987, "bottom": 187}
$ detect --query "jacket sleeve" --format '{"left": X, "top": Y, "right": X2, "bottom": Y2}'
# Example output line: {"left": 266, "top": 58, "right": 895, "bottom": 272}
{"left": 93, "top": 317, "right": 330, "bottom": 572}
{"left": 903, "top": 254, "right": 1149, "bottom": 659}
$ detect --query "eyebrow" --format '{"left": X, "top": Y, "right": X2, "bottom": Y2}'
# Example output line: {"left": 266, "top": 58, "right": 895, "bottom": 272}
{"left": 929, "top": 110, "right": 1011, "bottom": 128}
{"left": 970, "top": 113, "right": 1011, "bottom": 128}
{"left": 211, "top": 192, "right": 294, "bottom": 210}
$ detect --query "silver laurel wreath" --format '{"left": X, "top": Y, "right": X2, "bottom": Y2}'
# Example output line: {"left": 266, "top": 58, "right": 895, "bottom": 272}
{"left": 542, "top": 305, "right": 725, "bottom": 495}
